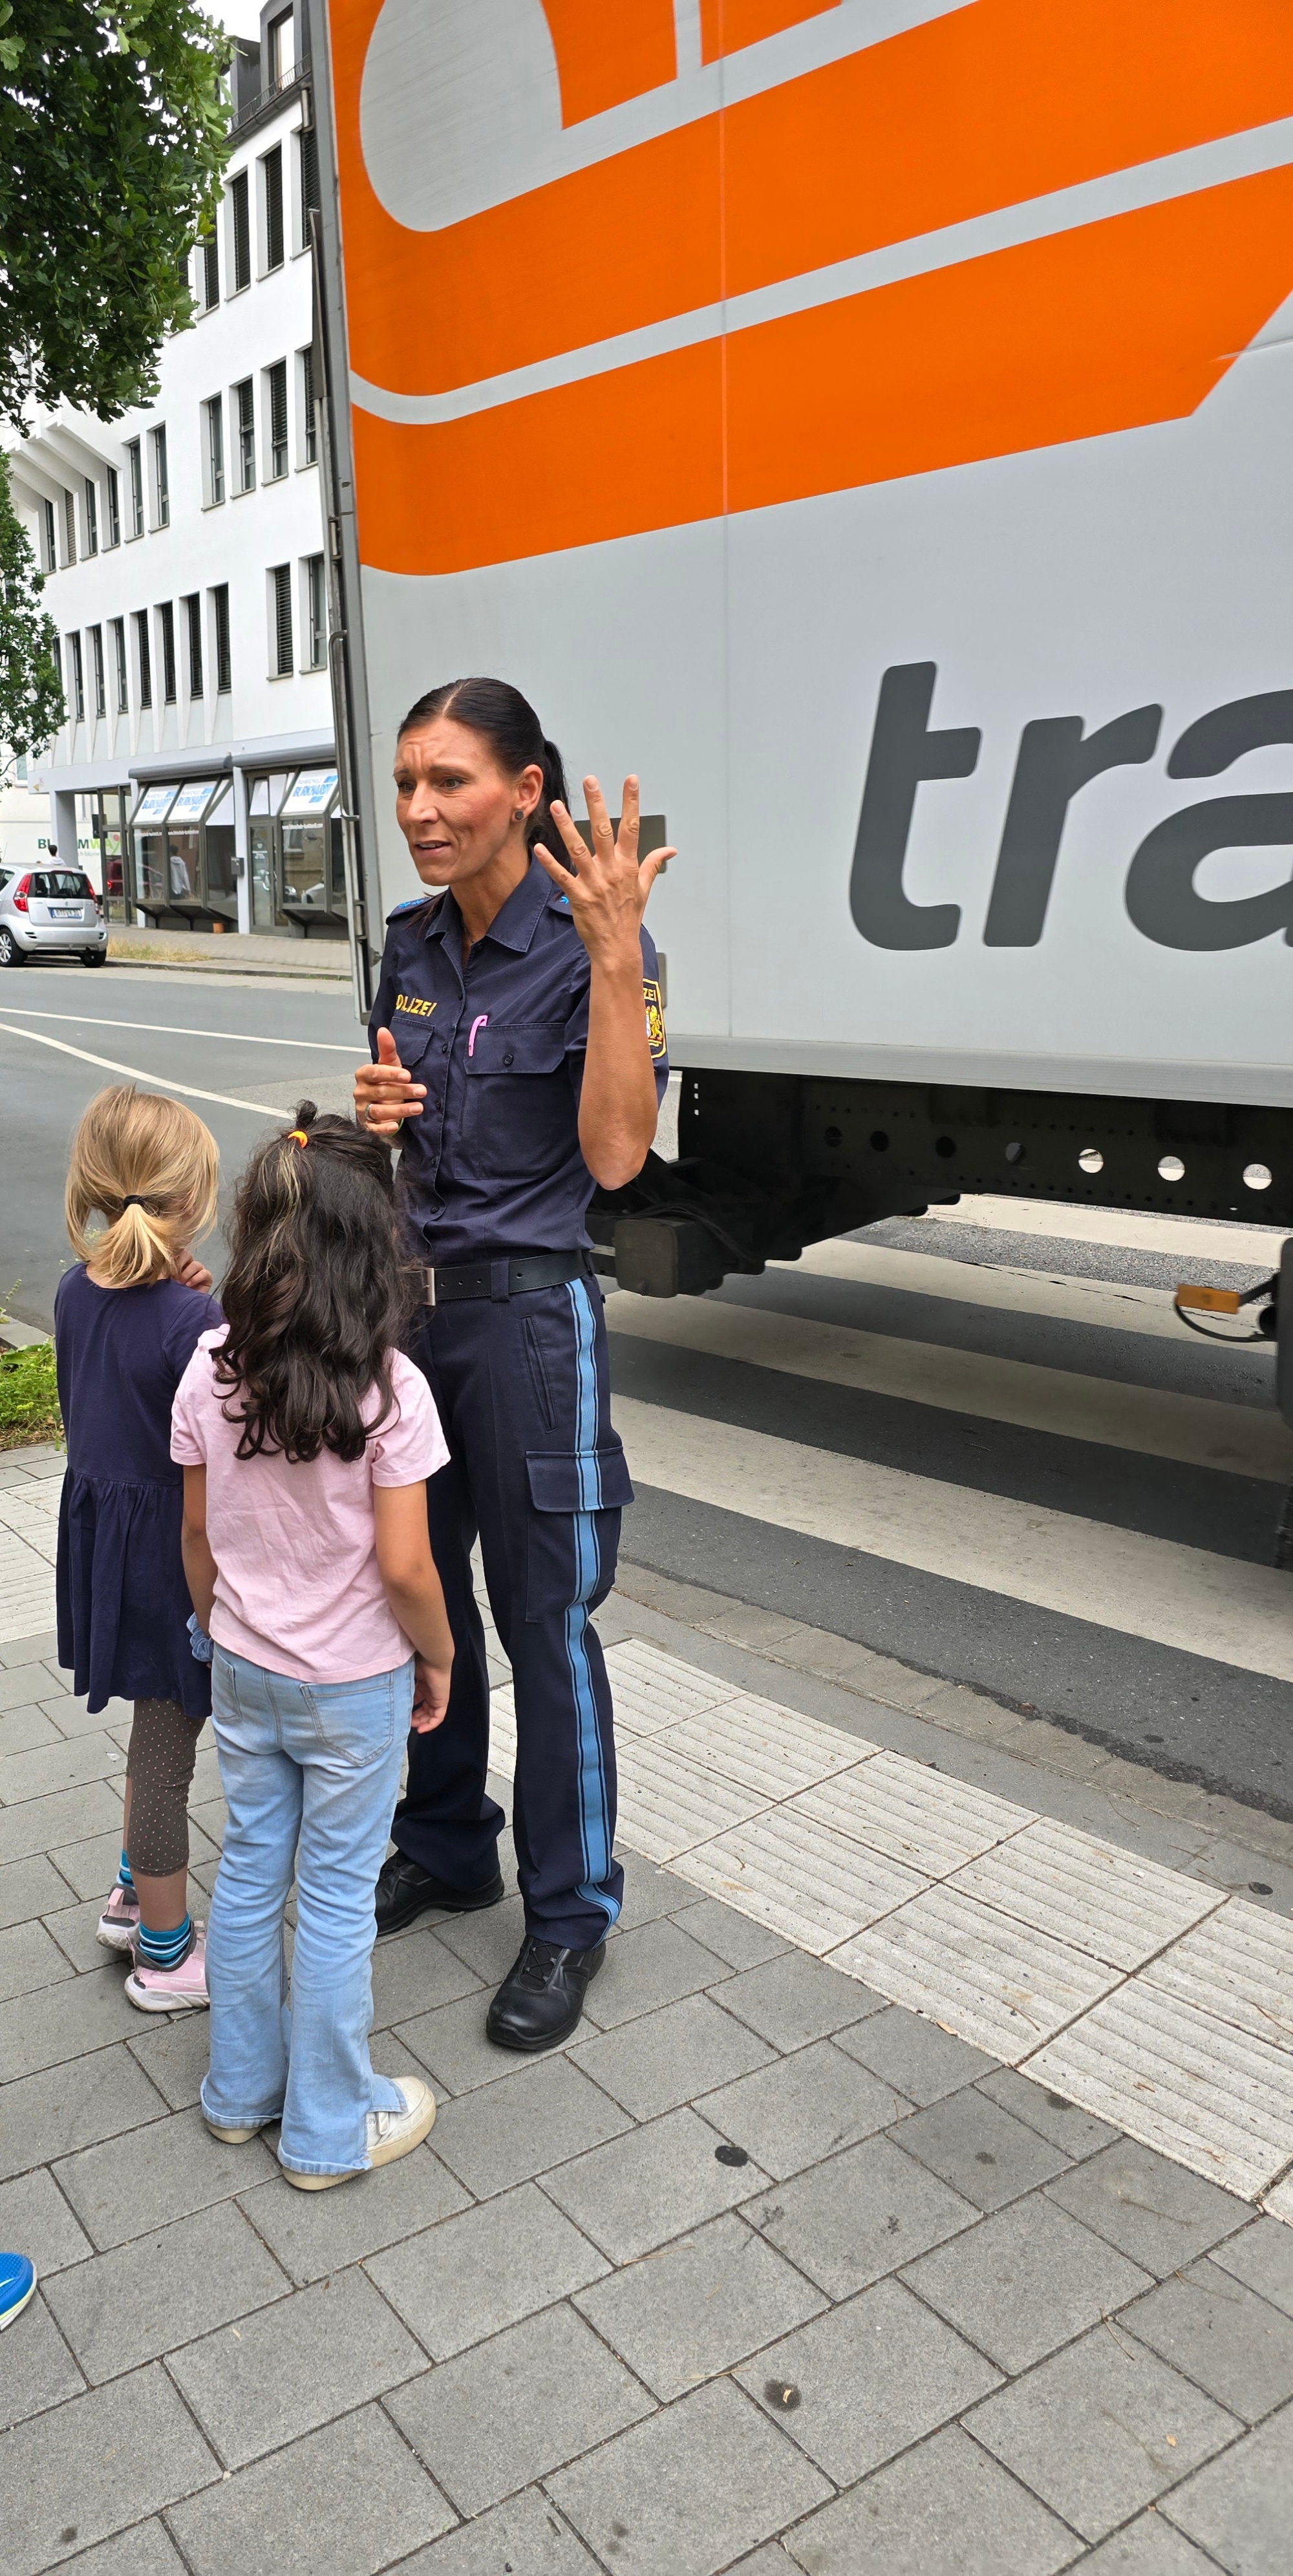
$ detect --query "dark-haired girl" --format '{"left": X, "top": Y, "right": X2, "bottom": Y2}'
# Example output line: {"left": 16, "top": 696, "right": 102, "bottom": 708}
{"left": 173, "top": 1110, "right": 456, "bottom": 2188}
{"left": 355, "top": 677, "right": 673, "bottom": 2050}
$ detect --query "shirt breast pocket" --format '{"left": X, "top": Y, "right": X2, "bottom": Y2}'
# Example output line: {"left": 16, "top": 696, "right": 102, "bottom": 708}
{"left": 464, "top": 1024, "right": 572, "bottom": 1179}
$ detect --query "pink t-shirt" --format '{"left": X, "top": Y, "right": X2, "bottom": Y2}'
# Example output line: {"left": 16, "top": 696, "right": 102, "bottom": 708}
{"left": 171, "top": 1333, "right": 449, "bottom": 1682}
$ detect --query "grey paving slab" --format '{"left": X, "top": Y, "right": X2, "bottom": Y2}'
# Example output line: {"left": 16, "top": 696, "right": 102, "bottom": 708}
{"left": 0, "top": 2362, "right": 219, "bottom": 2575}
{"left": 0, "top": 1730, "right": 126, "bottom": 1804}
{"left": 432, "top": 1891, "right": 529, "bottom": 1982}
{"left": 54, "top": 2520, "right": 187, "bottom": 2574}
{"left": 716, "top": 1948, "right": 886, "bottom": 2050}
{"left": 1076, "top": 2516, "right": 1218, "bottom": 2573}
{"left": 237, "top": 2143, "right": 470, "bottom": 2286}
{"left": 0, "top": 2167, "right": 92, "bottom": 2275}
{"left": 699, "top": 2039, "right": 908, "bottom": 2182}
{"left": 968, "top": 2326, "right": 1243, "bottom": 2543}
{"left": 743, "top": 2133, "right": 978, "bottom": 2301}
{"left": 903, "top": 2193, "right": 1155, "bottom": 2373}
{"left": 0, "top": 2292, "right": 85, "bottom": 2428}
{"left": 43, "top": 1692, "right": 132, "bottom": 1744}
{"left": 0, "top": 1702, "right": 61, "bottom": 1757}
{"left": 48, "top": 1827, "right": 133, "bottom": 1899}
{"left": 620, "top": 1852, "right": 703, "bottom": 1926}
{"left": 736, "top": 2277, "right": 1003, "bottom": 2485}
{"left": 575, "top": 2210, "right": 826, "bottom": 2399}
{"left": 392, "top": 2487, "right": 603, "bottom": 2573}
{"left": 548, "top": 2376, "right": 832, "bottom": 2575}
{"left": 668, "top": 1893, "right": 789, "bottom": 1968}
{"left": 977, "top": 2066, "right": 1121, "bottom": 2158}
{"left": 0, "top": 1626, "right": 58, "bottom": 1663}
{"left": 369, "top": 1922, "right": 484, "bottom": 2030}
{"left": 43, "top": 1894, "right": 131, "bottom": 1974}
{"left": 588, "top": 1916, "right": 733, "bottom": 2028}
{"left": 166, "top": 2264, "right": 427, "bottom": 2469}
{"left": 1162, "top": 2398, "right": 1293, "bottom": 2572}
{"left": 56, "top": 2107, "right": 277, "bottom": 2248}
{"left": 187, "top": 1796, "right": 226, "bottom": 1850}
{"left": 1044, "top": 2141, "right": 1252, "bottom": 2280}
{"left": 1120, "top": 2259, "right": 1293, "bottom": 2423}
{"left": 725, "top": 2553, "right": 798, "bottom": 2575}
{"left": 897, "top": 2087, "right": 1074, "bottom": 2212}
{"left": 431, "top": 2054, "right": 632, "bottom": 2198}
{"left": 367, "top": 2178, "right": 609, "bottom": 2359}
{"left": 398, "top": 1984, "right": 584, "bottom": 2096}
{"left": 125, "top": 2013, "right": 215, "bottom": 2112}
{"left": 570, "top": 1992, "right": 776, "bottom": 2120}
{"left": 0, "top": 1912, "right": 74, "bottom": 1999}
{"left": 166, "top": 2399, "right": 456, "bottom": 2574}
{"left": 833, "top": 2003, "right": 998, "bottom": 2104}
{"left": 1211, "top": 2215, "right": 1293, "bottom": 2320}
{"left": 782, "top": 2420, "right": 1079, "bottom": 2574}
{"left": 388, "top": 2300, "right": 654, "bottom": 2515}
{"left": 0, "top": 1849, "right": 74, "bottom": 1926}
{"left": 0, "top": 1658, "right": 70, "bottom": 1714}
{"left": 44, "top": 2198, "right": 291, "bottom": 2383}
{"left": 0, "top": 1778, "right": 122, "bottom": 1866}
{"left": 540, "top": 2105, "right": 773, "bottom": 2264}
{"left": 0, "top": 2043, "right": 166, "bottom": 2182}
{"left": 0, "top": 1958, "right": 141, "bottom": 2079}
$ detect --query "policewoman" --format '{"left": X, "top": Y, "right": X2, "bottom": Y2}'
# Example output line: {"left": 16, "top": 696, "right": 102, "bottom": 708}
{"left": 354, "top": 678, "right": 672, "bottom": 2050}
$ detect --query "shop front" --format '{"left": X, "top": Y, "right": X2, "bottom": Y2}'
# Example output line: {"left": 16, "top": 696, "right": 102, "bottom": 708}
{"left": 248, "top": 766, "right": 347, "bottom": 936}
{"left": 129, "top": 775, "right": 239, "bottom": 928}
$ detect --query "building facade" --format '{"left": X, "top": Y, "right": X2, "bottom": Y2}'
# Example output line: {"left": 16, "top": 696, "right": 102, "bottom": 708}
{"left": 6, "top": 0, "right": 347, "bottom": 941}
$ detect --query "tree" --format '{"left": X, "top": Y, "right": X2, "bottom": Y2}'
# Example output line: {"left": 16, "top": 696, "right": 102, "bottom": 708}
{"left": 0, "top": 0, "right": 232, "bottom": 426}
{"left": 0, "top": 460, "right": 63, "bottom": 756}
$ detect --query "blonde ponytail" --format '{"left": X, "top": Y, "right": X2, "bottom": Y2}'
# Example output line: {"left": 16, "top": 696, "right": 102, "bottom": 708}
{"left": 65, "top": 1088, "right": 220, "bottom": 1289}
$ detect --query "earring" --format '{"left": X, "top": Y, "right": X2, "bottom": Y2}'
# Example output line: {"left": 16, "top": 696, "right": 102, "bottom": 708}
{"left": 513, "top": 808, "right": 524, "bottom": 821}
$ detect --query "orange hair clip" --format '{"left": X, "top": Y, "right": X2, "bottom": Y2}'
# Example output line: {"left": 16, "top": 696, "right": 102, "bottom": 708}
{"left": 287, "top": 1129, "right": 309, "bottom": 1147}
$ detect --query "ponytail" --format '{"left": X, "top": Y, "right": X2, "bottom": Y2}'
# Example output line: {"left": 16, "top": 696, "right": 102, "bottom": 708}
{"left": 397, "top": 677, "right": 570, "bottom": 858}
{"left": 65, "top": 1088, "right": 220, "bottom": 1289}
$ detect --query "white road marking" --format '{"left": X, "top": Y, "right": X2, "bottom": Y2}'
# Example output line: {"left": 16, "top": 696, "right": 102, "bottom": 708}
{"left": 781, "top": 1236, "right": 1253, "bottom": 1347}
{"left": 606, "top": 1291, "right": 1293, "bottom": 1482}
{"left": 0, "top": 1005, "right": 367, "bottom": 1053}
{"left": 0, "top": 1022, "right": 281, "bottom": 1117}
{"left": 929, "top": 1195, "right": 1288, "bottom": 1267}
{"left": 610, "top": 1393, "right": 1293, "bottom": 1682}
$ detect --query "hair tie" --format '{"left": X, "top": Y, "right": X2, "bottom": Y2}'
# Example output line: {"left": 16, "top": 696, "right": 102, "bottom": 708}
{"left": 122, "top": 1194, "right": 150, "bottom": 1208}
{"left": 287, "top": 1130, "right": 308, "bottom": 1148}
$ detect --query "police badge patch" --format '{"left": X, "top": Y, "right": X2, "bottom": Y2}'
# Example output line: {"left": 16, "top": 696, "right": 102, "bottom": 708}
{"left": 643, "top": 978, "right": 667, "bottom": 1062}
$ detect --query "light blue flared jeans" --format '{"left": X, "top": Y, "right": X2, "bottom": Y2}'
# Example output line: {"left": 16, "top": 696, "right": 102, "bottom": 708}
{"left": 200, "top": 1645, "right": 413, "bottom": 2177}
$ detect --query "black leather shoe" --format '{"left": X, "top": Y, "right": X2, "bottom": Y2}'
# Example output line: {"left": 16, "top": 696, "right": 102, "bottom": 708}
{"left": 375, "top": 1852, "right": 505, "bottom": 1938}
{"left": 486, "top": 1935, "right": 606, "bottom": 2052}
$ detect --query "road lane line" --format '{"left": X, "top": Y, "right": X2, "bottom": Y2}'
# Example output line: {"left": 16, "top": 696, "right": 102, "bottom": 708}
{"left": 0, "top": 1007, "right": 367, "bottom": 1053}
{"left": 929, "top": 1196, "right": 1287, "bottom": 1265}
{"left": 779, "top": 1237, "right": 1239, "bottom": 1346}
{"left": 606, "top": 1291, "right": 1293, "bottom": 1483}
{"left": 611, "top": 1393, "right": 1293, "bottom": 1682}
{"left": 0, "top": 1022, "right": 281, "bottom": 1116}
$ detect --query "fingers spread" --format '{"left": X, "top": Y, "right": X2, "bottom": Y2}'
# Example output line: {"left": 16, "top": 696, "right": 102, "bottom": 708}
{"left": 584, "top": 775, "right": 615, "bottom": 853}
{"left": 541, "top": 802, "right": 586, "bottom": 870}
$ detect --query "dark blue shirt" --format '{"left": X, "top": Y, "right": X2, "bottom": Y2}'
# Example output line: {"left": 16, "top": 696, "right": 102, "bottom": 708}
{"left": 369, "top": 856, "right": 669, "bottom": 1263}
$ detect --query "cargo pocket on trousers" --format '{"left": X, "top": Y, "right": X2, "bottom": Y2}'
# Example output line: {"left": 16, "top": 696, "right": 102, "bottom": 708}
{"left": 524, "top": 1444, "right": 635, "bottom": 1618}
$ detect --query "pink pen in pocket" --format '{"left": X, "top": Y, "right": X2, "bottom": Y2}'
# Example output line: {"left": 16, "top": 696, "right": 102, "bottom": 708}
{"left": 467, "top": 1014, "right": 489, "bottom": 1057}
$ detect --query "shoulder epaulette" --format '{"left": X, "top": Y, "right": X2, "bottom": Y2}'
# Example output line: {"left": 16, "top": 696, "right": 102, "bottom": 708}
{"left": 385, "top": 892, "right": 440, "bottom": 921}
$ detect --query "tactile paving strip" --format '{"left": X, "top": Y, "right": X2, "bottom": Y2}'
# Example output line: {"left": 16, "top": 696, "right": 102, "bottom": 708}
{"left": 1143, "top": 1898, "right": 1293, "bottom": 2055}
{"left": 614, "top": 1736, "right": 770, "bottom": 1863}
{"left": 602, "top": 1638, "right": 738, "bottom": 1734}
{"left": 1028, "top": 1980, "right": 1293, "bottom": 2200}
{"left": 793, "top": 1750, "right": 1031, "bottom": 1879}
{"left": 655, "top": 1693, "right": 873, "bottom": 1800}
{"left": 672, "top": 1806, "right": 928, "bottom": 1954}
{"left": 951, "top": 1818, "right": 1223, "bottom": 1970}
{"left": 833, "top": 1883, "right": 1119, "bottom": 2063}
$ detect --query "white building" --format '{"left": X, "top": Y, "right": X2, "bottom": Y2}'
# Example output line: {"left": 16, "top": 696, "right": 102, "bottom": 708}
{"left": 6, "top": 0, "right": 347, "bottom": 944}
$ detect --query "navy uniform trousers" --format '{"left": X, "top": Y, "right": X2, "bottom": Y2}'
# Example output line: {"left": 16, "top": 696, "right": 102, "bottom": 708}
{"left": 395, "top": 1269, "right": 632, "bottom": 1951}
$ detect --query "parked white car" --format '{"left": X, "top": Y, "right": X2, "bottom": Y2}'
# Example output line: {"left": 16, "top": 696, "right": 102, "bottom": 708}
{"left": 0, "top": 865, "right": 107, "bottom": 967}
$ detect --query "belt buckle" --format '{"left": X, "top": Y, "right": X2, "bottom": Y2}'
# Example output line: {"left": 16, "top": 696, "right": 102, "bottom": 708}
{"left": 424, "top": 1264, "right": 436, "bottom": 1308}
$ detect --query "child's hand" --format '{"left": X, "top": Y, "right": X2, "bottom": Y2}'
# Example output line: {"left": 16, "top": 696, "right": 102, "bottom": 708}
{"left": 411, "top": 1651, "right": 453, "bottom": 1733}
{"left": 175, "top": 1251, "right": 215, "bottom": 1294}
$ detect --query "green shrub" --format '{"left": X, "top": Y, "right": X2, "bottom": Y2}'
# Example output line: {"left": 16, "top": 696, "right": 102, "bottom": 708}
{"left": 0, "top": 1339, "right": 62, "bottom": 1450}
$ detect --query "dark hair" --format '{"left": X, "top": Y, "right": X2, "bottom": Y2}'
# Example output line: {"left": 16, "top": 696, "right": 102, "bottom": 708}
{"left": 214, "top": 1105, "right": 415, "bottom": 1465}
{"left": 397, "top": 676, "right": 569, "bottom": 858}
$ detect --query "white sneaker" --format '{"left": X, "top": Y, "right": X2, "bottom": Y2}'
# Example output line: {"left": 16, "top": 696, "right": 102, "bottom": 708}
{"left": 279, "top": 2077, "right": 437, "bottom": 2193}
{"left": 124, "top": 1924, "right": 209, "bottom": 2014}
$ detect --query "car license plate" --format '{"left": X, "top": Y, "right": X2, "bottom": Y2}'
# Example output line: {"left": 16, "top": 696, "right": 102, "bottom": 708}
{"left": 50, "top": 906, "right": 81, "bottom": 919}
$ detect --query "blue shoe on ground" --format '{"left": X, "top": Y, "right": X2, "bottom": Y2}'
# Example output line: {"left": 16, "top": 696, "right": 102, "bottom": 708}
{"left": 0, "top": 2251, "right": 36, "bottom": 2330}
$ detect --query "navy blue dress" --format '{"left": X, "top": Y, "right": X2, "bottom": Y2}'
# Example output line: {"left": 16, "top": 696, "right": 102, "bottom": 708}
{"left": 55, "top": 1267, "right": 222, "bottom": 1717}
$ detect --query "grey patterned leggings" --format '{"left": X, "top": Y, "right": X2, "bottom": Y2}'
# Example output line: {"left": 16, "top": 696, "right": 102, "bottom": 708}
{"left": 126, "top": 1698, "right": 205, "bottom": 1876}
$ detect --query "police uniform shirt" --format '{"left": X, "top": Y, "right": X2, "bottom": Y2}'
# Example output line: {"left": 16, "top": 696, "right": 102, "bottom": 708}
{"left": 369, "top": 855, "right": 670, "bottom": 1265}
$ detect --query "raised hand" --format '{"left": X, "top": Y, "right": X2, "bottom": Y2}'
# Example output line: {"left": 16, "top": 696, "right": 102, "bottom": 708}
{"left": 354, "top": 1024, "right": 427, "bottom": 1136}
{"left": 174, "top": 1251, "right": 215, "bottom": 1294}
{"left": 532, "top": 775, "right": 676, "bottom": 972}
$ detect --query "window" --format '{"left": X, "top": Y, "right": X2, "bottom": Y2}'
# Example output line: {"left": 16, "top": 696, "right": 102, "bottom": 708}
{"left": 159, "top": 601, "right": 176, "bottom": 703}
{"left": 270, "top": 563, "right": 293, "bottom": 675}
{"left": 149, "top": 424, "right": 169, "bottom": 528}
{"left": 298, "top": 118, "right": 320, "bottom": 241}
{"left": 200, "top": 226, "right": 219, "bottom": 309}
{"left": 213, "top": 583, "right": 231, "bottom": 694}
{"left": 134, "top": 609, "right": 153, "bottom": 709}
{"left": 111, "top": 617, "right": 128, "bottom": 714}
{"left": 266, "top": 360, "right": 288, "bottom": 478}
{"left": 106, "top": 466, "right": 120, "bottom": 548}
{"left": 50, "top": 634, "right": 62, "bottom": 700}
{"left": 262, "top": 145, "right": 284, "bottom": 272}
{"left": 230, "top": 169, "right": 251, "bottom": 292}
{"left": 235, "top": 377, "right": 255, "bottom": 490}
{"left": 83, "top": 478, "right": 98, "bottom": 556}
{"left": 126, "top": 438, "right": 144, "bottom": 537}
{"left": 184, "top": 594, "right": 203, "bottom": 698}
{"left": 69, "top": 632, "right": 85, "bottom": 720}
{"left": 304, "top": 553, "right": 326, "bottom": 667}
{"left": 63, "top": 489, "right": 76, "bottom": 564}
{"left": 89, "top": 625, "right": 106, "bottom": 718}
{"left": 267, "top": 5, "right": 294, "bottom": 85}
{"left": 299, "top": 345, "right": 318, "bottom": 464}
{"left": 204, "top": 394, "right": 225, "bottom": 505}
{"left": 41, "top": 498, "right": 56, "bottom": 572}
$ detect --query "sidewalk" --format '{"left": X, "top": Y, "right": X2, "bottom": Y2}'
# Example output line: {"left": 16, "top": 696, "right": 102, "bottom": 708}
{"left": 0, "top": 1473, "right": 1290, "bottom": 2569}
{"left": 107, "top": 928, "right": 350, "bottom": 980}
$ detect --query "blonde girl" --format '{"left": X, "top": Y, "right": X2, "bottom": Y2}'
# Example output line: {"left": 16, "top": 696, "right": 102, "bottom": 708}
{"left": 56, "top": 1086, "right": 221, "bottom": 2012}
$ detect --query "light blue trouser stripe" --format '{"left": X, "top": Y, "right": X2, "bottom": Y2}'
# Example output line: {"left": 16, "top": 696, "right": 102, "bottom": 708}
{"left": 565, "top": 1279, "right": 618, "bottom": 1928}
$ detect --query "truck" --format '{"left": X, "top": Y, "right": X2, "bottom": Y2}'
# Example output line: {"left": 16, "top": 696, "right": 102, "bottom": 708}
{"left": 303, "top": 0, "right": 1293, "bottom": 1417}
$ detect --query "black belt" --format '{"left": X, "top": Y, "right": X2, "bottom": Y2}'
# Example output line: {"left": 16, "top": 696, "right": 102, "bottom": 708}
{"left": 422, "top": 1250, "right": 593, "bottom": 1306}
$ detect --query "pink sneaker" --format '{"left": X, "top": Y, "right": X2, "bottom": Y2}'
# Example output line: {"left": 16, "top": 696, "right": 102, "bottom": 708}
{"left": 96, "top": 1884, "right": 140, "bottom": 1954}
{"left": 125, "top": 1925, "right": 209, "bottom": 2014}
